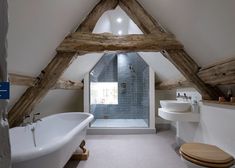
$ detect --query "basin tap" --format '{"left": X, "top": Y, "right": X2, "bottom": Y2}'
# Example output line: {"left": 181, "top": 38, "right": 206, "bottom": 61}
{"left": 183, "top": 93, "right": 192, "bottom": 101}
{"left": 177, "top": 93, "right": 191, "bottom": 101}
{"left": 177, "top": 93, "right": 186, "bottom": 99}
{"left": 33, "top": 113, "right": 42, "bottom": 123}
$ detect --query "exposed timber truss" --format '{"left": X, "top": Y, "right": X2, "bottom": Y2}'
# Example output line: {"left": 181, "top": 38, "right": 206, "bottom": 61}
{"left": 9, "top": 0, "right": 226, "bottom": 127}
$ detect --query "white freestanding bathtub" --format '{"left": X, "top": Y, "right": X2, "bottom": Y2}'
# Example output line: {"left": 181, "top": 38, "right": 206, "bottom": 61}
{"left": 10, "top": 112, "right": 94, "bottom": 168}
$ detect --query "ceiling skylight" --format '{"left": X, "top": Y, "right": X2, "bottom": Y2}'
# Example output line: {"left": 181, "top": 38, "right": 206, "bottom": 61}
{"left": 118, "top": 30, "right": 123, "bottom": 35}
{"left": 116, "top": 17, "right": 123, "bottom": 23}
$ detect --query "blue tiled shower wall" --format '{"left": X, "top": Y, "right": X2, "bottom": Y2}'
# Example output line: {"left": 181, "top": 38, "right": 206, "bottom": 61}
{"left": 90, "top": 53, "right": 149, "bottom": 125}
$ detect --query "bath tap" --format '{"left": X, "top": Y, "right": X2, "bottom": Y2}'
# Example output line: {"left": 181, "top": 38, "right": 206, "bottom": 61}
{"left": 21, "top": 114, "right": 31, "bottom": 126}
{"left": 31, "top": 126, "right": 37, "bottom": 147}
{"left": 33, "top": 113, "right": 42, "bottom": 123}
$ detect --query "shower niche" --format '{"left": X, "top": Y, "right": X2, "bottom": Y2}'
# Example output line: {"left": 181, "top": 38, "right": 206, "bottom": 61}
{"left": 85, "top": 53, "right": 155, "bottom": 129}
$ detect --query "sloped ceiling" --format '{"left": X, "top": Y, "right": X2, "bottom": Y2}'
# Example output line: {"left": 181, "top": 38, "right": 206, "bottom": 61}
{"left": 8, "top": 0, "right": 99, "bottom": 77}
{"left": 138, "top": 0, "right": 235, "bottom": 67}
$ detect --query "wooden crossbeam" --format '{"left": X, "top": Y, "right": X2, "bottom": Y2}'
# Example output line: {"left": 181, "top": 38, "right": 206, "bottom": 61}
{"left": 9, "top": 73, "right": 83, "bottom": 90}
{"left": 9, "top": 73, "right": 36, "bottom": 87}
{"left": 8, "top": 0, "right": 118, "bottom": 127}
{"left": 53, "top": 79, "right": 83, "bottom": 90}
{"left": 8, "top": 72, "right": 189, "bottom": 91}
{"left": 57, "top": 33, "right": 183, "bottom": 53}
{"left": 198, "top": 57, "right": 235, "bottom": 86}
{"left": 156, "top": 80, "right": 192, "bottom": 90}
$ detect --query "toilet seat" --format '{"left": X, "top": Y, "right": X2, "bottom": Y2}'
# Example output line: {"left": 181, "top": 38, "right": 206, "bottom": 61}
{"left": 180, "top": 143, "right": 234, "bottom": 168}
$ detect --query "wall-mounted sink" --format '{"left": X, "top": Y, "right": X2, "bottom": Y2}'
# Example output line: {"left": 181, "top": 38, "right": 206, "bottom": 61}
{"left": 158, "top": 108, "right": 200, "bottom": 122}
{"left": 160, "top": 100, "right": 191, "bottom": 112}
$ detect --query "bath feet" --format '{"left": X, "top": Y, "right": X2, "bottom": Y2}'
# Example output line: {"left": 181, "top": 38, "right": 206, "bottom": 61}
{"left": 71, "top": 140, "right": 89, "bottom": 161}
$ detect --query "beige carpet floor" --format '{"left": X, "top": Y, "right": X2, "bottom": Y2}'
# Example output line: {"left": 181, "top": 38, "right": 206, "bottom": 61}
{"left": 65, "top": 130, "right": 187, "bottom": 168}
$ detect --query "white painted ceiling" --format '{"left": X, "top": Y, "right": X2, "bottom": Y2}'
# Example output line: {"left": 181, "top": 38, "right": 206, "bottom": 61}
{"left": 138, "top": 0, "right": 235, "bottom": 67}
{"left": 93, "top": 6, "right": 143, "bottom": 35}
{"left": 7, "top": 0, "right": 99, "bottom": 77}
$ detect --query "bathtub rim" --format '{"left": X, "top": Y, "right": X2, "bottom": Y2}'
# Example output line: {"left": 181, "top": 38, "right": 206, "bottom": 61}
{"left": 10, "top": 112, "right": 94, "bottom": 163}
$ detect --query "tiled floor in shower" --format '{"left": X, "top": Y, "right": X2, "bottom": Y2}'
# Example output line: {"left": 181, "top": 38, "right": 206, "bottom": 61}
{"left": 90, "top": 119, "right": 148, "bottom": 128}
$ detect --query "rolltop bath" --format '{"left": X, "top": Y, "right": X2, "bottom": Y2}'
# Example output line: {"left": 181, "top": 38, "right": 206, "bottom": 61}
{"left": 10, "top": 112, "right": 93, "bottom": 168}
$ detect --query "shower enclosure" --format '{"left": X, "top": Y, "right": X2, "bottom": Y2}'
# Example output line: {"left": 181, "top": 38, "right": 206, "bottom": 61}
{"left": 89, "top": 53, "right": 149, "bottom": 128}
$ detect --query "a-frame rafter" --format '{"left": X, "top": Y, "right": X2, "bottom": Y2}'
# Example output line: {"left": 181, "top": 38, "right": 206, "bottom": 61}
{"left": 9, "top": 0, "right": 223, "bottom": 127}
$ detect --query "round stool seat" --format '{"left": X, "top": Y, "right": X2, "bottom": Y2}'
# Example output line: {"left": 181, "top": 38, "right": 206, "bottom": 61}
{"left": 180, "top": 143, "right": 234, "bottom": 168}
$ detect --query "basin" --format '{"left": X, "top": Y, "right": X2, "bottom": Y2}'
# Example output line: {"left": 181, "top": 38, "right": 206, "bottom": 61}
{"left": 160, "top": 100, "right": 191, "bottom": 112}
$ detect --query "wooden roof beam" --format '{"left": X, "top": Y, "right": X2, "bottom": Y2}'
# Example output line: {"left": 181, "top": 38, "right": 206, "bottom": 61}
{"left": 53, "top": 79, "right": 83, "bottom": 90}
{"left": 198, "top": 57, "right": 235, "bottom": 86}
{"left": 9, "top": 73, "right": 83, "bottom": 90}
{"left": 156, "top": 80, "right": 192, "bottom": 90}
{"left": 57, "top": 32, "right": 183, "bottom": 53}
{"left": 9, "top": 73, "right": 36, "bottom": 87}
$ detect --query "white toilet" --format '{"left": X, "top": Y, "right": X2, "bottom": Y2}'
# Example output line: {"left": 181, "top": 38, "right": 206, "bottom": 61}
{"left": 179, "top": 143, "right": 234, "bottom": 168}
